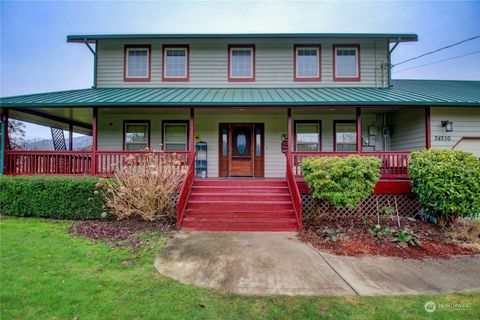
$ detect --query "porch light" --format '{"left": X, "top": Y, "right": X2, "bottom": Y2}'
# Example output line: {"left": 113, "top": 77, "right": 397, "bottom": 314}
{"left": 441, "top": 120, "right": 454, "bottom": 132}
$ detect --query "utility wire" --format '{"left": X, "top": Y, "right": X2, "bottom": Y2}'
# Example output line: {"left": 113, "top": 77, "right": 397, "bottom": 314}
{"left": 392, "top": 35, "right": 480, "bottom": 67}
{"left": 393, "top": 50, "right": 480, "bottom": 73}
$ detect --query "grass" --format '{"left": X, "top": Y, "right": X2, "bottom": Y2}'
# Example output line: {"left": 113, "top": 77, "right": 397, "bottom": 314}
{"left": 0, "top": 217, "right": 479, "bottom": 320}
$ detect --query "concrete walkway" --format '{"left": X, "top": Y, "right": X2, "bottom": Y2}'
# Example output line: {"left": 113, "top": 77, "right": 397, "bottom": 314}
{"left": 154, "top": 231, "right": 480, "bottom": 296}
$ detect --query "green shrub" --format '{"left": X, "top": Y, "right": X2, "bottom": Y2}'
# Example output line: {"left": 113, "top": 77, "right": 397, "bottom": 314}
{"left": 301, "top": 156, "right": 381, "bottom": 209}
{"left": 0, "top": 176, "right": 106, "bottom": 220}
{"left": 409, "top": 150, "right": 480, "bottom": 222}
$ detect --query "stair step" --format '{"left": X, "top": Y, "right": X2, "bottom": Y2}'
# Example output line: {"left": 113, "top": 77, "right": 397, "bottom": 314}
{"left": 189, "top": 193, "right": 291, "bottom": 201}
{"left": 191, "top": 186, "right": 289, "bottom": 194}
{"left": 193, "top": 180, "right": 287, "bottom": 187}
{"left": 182, "top": 221, "right": 298, "bottom": 232}
{"left": 186, "top": 212, "right": 295, "bottom": 219}
{"left": 187, "top": 201, "right": 294, "bottom": 212}
{"left": 184, "top": 216, "right": 297, "bottom": 223}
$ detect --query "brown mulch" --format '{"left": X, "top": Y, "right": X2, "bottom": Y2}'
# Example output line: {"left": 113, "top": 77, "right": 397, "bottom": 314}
{"left": 69, "top": 219, "right": 175, "bottom": 250}
{"left": 299, "top": 217, "right": 476, "bottom": 260}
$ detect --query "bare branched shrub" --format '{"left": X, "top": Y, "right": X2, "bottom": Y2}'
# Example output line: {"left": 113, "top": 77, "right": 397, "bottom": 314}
{"left": 96, "top": 151, "right": 186, "bottom": 223}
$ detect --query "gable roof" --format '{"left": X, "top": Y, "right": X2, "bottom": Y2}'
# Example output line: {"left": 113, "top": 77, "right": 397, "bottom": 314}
{"left": 67, "top": 33, "right": 418, "bottom": 43}
{"left": 1, "top": 80, "right": 479, "bottom": 108}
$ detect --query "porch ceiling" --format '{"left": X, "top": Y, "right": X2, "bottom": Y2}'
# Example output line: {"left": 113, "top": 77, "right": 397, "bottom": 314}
{"left": 8, "top": 108, "right": 92, "bottom": 135}
{"left": 1, "top": 80, "right": 479, "bottom": 108}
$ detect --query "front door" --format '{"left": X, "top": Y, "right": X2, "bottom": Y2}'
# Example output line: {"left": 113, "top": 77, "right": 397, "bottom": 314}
{"left": 219, "top": 123, "right": 264, "bottom": 177}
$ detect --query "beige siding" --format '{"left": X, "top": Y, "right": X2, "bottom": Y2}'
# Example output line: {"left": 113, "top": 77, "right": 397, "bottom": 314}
{"left": 98, "top": 108, "right": 385, "bottom": 177}
{"left": 96, "top": 38, "right": 388, "bottom": 88}
{"left": 430, "top": 107, "right": 480, "bottom": 154}
{"left": 389, "top": 108, "right": 426, "bottom": 150}
{"left": 97, "top": 108, "right": 189, "bottom": 150}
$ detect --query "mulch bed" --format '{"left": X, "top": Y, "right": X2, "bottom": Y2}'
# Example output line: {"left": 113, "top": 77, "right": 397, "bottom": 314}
{"left": 299, "top": 217, "right": 476, "bottom": 259}
{"left": 69, "top": 219, "right": 175, "bottom": 250}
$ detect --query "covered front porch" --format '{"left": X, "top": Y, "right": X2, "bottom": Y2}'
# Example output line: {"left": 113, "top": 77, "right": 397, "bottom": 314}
{"left": 1, "top": 106, "right": 430, "bottom": 180}
{"left": 2, "top": 106, "right": 430, "bottom": 179}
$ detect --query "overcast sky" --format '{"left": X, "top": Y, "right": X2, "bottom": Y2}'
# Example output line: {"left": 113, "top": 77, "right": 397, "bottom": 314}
{"left": 1, "top": 0, "right": 480, "bottom": 139}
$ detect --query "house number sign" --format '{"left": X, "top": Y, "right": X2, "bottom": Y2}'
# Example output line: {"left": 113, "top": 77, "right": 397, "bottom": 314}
{"left": 434, "top": 135, "right": 451, "bottom": 141}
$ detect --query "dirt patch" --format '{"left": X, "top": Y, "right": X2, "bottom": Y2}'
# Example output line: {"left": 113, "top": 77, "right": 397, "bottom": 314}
{"left": 69, "top": 219, "right": 175, "bottom": 250}
{"left": 299, "top": 217, "right": 476, "bottom": 259}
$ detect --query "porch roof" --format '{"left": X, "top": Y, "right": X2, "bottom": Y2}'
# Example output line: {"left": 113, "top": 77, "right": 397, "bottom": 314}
{"left": 1, "top": 80, "right": 480, "bottom": 108}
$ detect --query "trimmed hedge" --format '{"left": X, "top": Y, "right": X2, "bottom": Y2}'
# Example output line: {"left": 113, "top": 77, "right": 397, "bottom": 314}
{"left": 409, "top": 149, "right": 480, "bottom": 222}
{"left": 0, "top": 176, "right": 106, "bottom": 220}
{"left": 301, "top": 155, "right": 381, "bottom": 209}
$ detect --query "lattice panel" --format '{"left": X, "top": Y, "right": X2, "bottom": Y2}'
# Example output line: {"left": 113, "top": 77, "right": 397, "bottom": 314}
{"left": 51, "top": 127, "right": 67, "bottom": 151}
{"left": 301, "top": 193, "right": 421, "bottom": 219}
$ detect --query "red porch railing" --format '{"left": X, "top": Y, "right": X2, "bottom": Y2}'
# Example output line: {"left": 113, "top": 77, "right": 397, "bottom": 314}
{"left": 285, "top": 152, "right": 304, "bottom": 229}
{"left": 4, "top": 150, "right": 93, "bottom": 175}
{"left": 176, "top": 151, "right": 195, "bottom": 229}
{"left": 95, "top": 150, "right": 190, "bottom": 176}
{"left": 290, "top": 151, "right": 411, "bottom": 179}
{"left": 4, "top": 150, "right": 191, "bottom": 176}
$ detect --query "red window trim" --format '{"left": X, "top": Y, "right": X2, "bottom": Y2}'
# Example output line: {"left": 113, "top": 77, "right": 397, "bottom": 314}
{"left": 162, "top": 45, "right": 190, "bottom": 82}
{"left": 293, "top": 44, "right": 321, "bottom": 82}
{"left": 333, "top": 120, "right": 357, "bottom": 151}
{"left": 123, "top": 45, "right": 151, "bottom": 82}
{"left": 228, "top": 44, "right": 256, "bottom": 82}
{"left": 123, "top": 120, "right": 151, "bottom": 150}
{"left": 332, "top": 44, "right": 361, "bottom": 82}
{"left": 294, "top": 120, "right": 322, "bottom": 151}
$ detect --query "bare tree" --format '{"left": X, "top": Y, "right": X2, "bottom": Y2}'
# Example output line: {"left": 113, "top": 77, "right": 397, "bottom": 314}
{"left": 5, "top": 119, "right": 26, "bottom": 150}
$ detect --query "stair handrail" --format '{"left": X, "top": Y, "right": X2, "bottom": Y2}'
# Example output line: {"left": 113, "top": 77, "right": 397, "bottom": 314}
{"left": 176, "top": 151, "right": 196, "bottom": 228}
{"left": 285, "top": 152, "right": 303, "bottom": 229}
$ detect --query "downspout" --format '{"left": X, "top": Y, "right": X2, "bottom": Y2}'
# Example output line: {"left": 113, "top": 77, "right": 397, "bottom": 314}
{"left": 84, "top": 39, "right": 97, "bottom": 88}
{"left": 387, "top": 37, "right": 401, "bottom": 87}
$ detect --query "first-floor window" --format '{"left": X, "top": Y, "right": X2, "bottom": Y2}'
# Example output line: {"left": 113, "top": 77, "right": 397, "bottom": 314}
{"left": 124, "top": 121, "right": 150, "bottom": 150}
{"left": 335, "top": 121, "right": 357, "bottom": 151}
{"left": 295, "top": 121, "right": 321, "bottom": 151}
{"left": 163, "top": 122, "right": 188, "bottom": 151}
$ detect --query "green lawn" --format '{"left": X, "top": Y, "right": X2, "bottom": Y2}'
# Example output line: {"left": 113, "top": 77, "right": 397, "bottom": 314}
{"left": 1, "top": 217, "right": 478, "bottom": 319}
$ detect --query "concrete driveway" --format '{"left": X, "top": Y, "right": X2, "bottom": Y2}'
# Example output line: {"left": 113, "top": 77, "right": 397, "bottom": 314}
{"left": 154, "top": 231, "right": 480, "bottom": 296}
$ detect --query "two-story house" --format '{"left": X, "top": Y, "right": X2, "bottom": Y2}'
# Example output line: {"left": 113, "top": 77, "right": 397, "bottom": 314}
{"left": 1, "top": 33, "right": 479, "bottom": 230}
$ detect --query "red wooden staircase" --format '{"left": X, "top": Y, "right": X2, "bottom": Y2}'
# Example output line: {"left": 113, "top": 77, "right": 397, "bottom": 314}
{"left": 181, "top": 179, "right": 299, "bottom": 231}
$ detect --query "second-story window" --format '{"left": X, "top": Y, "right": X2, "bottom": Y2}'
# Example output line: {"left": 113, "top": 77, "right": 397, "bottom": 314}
{"left": 124, "top": 45, "right": 151, "bottom": 81}
{"left": 333, "top": 45, "right": 360, "bottom": 81}
{"left": 294, "top": 45, "right": 321, "bottom": 81}
{"left": 163, "top": 45, "right": 189, "bottom": 81}
{"left": 228, "top": 45, "right": 255, "bottom": 81}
